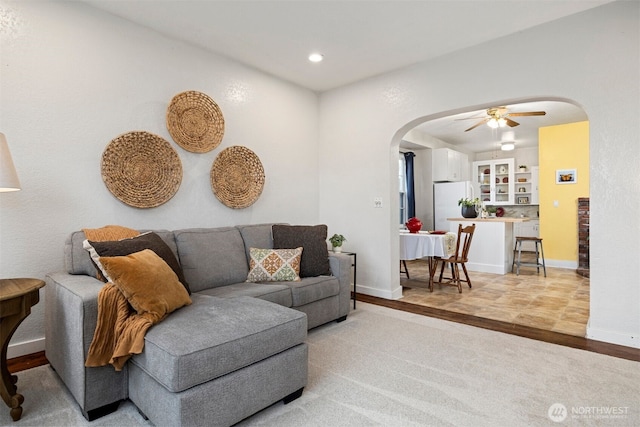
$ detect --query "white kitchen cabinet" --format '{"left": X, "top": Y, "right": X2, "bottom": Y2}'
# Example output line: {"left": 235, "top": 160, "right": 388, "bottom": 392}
{"left": 513, "top": 165, "right": 539, "bottom": 205}
{"left": 432, "top": 148, "right": 468, "bottom": 182}
{"left": 472, "top": 158, "right": 514, "bottom": 205}
{"left": 531, "top": 166, "right": 539, "bottom": 204}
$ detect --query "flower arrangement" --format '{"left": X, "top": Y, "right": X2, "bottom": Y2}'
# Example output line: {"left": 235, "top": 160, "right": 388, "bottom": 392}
{"left": 457, "top": 197, "right": 481, "bottom": 208}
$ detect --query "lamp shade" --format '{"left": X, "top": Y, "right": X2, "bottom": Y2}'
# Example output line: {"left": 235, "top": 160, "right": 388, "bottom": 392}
{"left": 0, "top": 133, "right": 21, "bottom": 192}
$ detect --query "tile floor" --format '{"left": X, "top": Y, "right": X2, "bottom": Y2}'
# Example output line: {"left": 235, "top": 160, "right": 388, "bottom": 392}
{"left": 399, "top": 258, "right": 590, "bottom": 337}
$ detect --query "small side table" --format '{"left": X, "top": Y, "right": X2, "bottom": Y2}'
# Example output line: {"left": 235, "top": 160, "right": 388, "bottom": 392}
{"left": 341, "top": 252, "right": 357, "bottom": 309}
{"left": 0, "top": 278, "right": 45, "bottom": 422}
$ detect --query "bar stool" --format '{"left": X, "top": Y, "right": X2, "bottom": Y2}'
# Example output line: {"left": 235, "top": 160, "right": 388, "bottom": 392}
{"left": 512, "top": 236, "right": 546, "bottom": 277}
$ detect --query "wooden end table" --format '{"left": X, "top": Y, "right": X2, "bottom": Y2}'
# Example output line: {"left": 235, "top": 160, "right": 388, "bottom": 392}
{"left": 0, "top": 278, "right": 45, "bottom": 421}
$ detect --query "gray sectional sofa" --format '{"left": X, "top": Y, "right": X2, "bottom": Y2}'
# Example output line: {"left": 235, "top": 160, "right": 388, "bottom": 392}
{"left": 44, "top": 223, "right": 352, "bottom": 426}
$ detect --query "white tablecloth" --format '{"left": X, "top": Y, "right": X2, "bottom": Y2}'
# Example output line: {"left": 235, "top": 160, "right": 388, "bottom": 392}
{"left": 399, "top": 231, "right": 457, "bottom": 260}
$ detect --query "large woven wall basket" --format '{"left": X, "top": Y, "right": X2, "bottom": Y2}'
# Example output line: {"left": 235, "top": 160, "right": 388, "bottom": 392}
{"left": 101, "top": 131, "right": 183, "bottom": 208}
{"left": 166, "top": 90, "right": 225, "bottom": 153}
{"left": 210, "top": 146, "right": 265, "bottom": 209}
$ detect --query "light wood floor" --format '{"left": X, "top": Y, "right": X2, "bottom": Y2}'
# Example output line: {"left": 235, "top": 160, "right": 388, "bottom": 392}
{"left": 399, "top": 258, "right": 589, "bottom": 337}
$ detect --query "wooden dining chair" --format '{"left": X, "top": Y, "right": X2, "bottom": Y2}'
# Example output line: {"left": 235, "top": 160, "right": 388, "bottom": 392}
{"left": 436, "top": 223, "right": 476, "bottom": 293}
{"left": 400, "top": 260, "right": 410, "bottom": 278}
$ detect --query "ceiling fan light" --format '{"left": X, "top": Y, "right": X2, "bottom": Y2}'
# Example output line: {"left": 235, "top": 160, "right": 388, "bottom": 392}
{"left": 487, "top": 118, "right": 499, "bottom": 129}
{"left": 501, "top": 142, "right": 515, "bottom": 151}
{"left": 497, "top": 118, "right": 507, "bottom": 127}
{"left": 308, "top": 53, "right": 324, "bottom": 62}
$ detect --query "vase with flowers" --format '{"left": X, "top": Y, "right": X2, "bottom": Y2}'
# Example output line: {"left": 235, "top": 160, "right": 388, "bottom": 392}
{"left": 458, "top": 197, "right": 481, "bottom": 218}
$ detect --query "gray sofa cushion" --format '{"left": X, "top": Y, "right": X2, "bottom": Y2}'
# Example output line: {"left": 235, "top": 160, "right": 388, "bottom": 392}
{"left": 174, "top": 227, "right": 249, "bottom": 292}
{"left": 198, "top": 282, "right": 293, "bottom": 307}
{"left": 65, "top": 231, "right": 98, "bottom": 276}
{"left": 272, "top": 224, "right": 331, "bottom": 277}
{"left": 236, "top": 223, "right": 278, "bottom": 262}
{"left": 131, "top": 295, "right": 307, "bottom": 393}
{"left": 285, "top": 276, "right": 339, "bottom": 307}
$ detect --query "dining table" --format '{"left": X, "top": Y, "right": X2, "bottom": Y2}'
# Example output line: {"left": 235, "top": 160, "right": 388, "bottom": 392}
{"left": 399, "top": 230, "right": 457, "bottom": 291}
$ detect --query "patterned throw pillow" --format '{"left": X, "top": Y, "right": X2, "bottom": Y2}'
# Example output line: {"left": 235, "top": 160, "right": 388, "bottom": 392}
{"left": 246, "top": 247, "right": 303, "bottom": 282}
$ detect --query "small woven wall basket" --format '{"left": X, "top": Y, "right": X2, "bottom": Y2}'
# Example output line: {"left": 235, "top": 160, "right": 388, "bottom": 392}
{"left": 210, "top": 146, "right": 265, "bottom": 209}
{"left": 166, "top": 90, "right": 225, "bottom": 153}
{"left": 101, "top": 131, "right": 183, "bottom": 209}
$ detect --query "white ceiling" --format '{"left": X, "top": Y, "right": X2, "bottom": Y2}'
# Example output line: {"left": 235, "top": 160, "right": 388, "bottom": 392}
{"left": 80, "top": 0, "right": 603, "bottom": 151}
{"left": 410, "top": 100, "right": 588, "bottom": 153}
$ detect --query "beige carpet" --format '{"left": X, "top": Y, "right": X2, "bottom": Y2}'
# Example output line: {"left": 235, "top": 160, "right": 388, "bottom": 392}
{"left": 2, "top": 302, "right": 638, "bottom": 426}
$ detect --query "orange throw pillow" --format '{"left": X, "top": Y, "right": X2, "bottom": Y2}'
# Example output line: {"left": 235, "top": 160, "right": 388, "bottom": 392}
{"left": 99, "top": 249, "right": 191, "bottom": 323}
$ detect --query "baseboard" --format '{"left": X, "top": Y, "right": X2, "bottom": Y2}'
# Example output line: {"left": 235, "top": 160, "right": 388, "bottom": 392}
{"left": 355, "top": 283, "right": 402, "bottom": 300}
{"left": 467, "top": 259, "right": 577, "bottom": 273}
{"left": 466, "top": 262, "right": 508, "bottom": 275}
{"left": 545, "top": 259, "right": 578, "bottom": 269}
{"left": 586, "top": 324, "right": 639, "bottom": 349}
{"left": 7, "top": 337, "right": 46, "bottom": 359}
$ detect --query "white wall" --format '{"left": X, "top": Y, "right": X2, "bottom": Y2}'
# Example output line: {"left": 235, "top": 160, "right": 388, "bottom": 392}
{"left": 475, "top": 146, "right": 539, "bottom": 167}
{"left": 0, "top": 1, "right": 320, "bottom": 356}
{"left": 319, "top": 2, "right": 639, "bottom": 347}
{"left": 2, "top": 1, "right": 638, "bottom": 354}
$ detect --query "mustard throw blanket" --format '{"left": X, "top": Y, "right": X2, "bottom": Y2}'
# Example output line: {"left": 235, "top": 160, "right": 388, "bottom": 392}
{"left": 82, "top": 226, "right": 191, "bottom": 371}
{"left": 85, "top": 249, "right": 192, "bottom": 370}
{"left": 85, "top": 283, "right": 154, "bottom": 371}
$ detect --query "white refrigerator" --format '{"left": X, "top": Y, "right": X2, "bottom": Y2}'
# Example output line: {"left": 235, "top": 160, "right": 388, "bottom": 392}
{"left": 433, "top": 181, "right": 474, "bottom": 231}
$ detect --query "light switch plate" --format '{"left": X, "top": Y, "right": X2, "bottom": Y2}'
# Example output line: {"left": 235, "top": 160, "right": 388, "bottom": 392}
{"left": 374, "top": 197, "right": 383, "bottom": 208}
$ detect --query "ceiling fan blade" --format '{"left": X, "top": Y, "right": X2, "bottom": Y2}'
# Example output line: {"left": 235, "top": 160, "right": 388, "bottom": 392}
{"left": 464, "top": 119, "right": 489, "bottom": 132}
{"left": 505, "top": 118, "right": 519, "bottom": 127}
{"left": 507, "top": 111, "right": 546, "bottom": 117}
{"left": 455, "top": 117, "right": 484, "bottom": 121}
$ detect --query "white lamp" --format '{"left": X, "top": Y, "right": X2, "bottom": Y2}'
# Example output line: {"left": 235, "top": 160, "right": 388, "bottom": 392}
{"left": 0, "top": 133, "right": 21, "bottom": 192}
{"left": 501, "top": 142, "right": 515, "bottom": 151}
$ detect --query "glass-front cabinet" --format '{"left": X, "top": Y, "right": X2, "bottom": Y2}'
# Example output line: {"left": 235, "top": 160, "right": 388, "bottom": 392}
{"left": 472, "top": 158, "right": 515, "bottom": 205}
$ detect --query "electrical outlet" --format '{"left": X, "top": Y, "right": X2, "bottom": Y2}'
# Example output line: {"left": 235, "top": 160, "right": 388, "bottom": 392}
{"left": 374, "top": 197, "right": 383, "bottom": 208}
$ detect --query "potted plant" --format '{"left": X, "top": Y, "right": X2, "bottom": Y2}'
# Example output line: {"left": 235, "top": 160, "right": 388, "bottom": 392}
{"left": 458, "top": 198, "right": 480, "bottom": 218}
{"left": 329, "top": 234, "right": 346, "bottom": 253}
{"left": 487, "top": 206, "right": 498, "bottom": 217}
{"left": 518, "top": 165, "right": 527, "bottom": 172}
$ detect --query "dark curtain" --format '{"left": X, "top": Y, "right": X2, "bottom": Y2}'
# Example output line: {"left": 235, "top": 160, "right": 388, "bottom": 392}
{"left": 403, "top": 152, "right": 416, "bottom": 219}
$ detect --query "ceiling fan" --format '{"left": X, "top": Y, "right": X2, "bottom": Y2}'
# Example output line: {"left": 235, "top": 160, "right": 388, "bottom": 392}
{"left": 459, "top": 106, "right": 546, "bottom": 132}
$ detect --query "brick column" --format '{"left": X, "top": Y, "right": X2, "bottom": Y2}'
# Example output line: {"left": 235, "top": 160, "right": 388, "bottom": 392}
{"left": 577, "top": 197, "right": 589, "bottom": 277}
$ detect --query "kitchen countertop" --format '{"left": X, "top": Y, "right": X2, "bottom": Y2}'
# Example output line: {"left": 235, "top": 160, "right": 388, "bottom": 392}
{"left": 447, "top": 217, "right": 530, "bottom": 223}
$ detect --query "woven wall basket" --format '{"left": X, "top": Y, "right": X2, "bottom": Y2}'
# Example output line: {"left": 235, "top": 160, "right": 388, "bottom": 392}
{"left": 101, "top": 131, "right": 182, "bottom": 209}
{"left": 166, "top": 90, "right": 224, "bottom": 153}
{"left": 210, "top": 146, "right": 265, "bottom": 209}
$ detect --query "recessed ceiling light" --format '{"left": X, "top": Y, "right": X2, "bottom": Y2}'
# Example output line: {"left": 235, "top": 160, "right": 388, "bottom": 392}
{"left": 308, "top": 53, "right": 323, "bottom": 63}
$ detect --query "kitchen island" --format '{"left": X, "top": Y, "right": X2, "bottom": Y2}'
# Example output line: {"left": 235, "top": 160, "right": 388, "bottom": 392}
{"left": 447, "top": 217, "right": 530, "bottom": 274}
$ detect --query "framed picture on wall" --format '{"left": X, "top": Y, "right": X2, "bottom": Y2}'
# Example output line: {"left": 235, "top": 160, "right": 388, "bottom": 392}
{"left": 556, "top": 169, "right": 577, "bottom": 184}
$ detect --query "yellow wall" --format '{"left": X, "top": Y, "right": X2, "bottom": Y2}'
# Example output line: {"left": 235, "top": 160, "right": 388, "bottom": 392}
{"left": 539, "top": 121, "right": 589, "bottom": 262}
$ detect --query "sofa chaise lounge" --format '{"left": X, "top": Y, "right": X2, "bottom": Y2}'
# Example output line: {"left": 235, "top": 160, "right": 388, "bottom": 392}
{"left": 44, "top": 223, "right": 351, "bottom": 426}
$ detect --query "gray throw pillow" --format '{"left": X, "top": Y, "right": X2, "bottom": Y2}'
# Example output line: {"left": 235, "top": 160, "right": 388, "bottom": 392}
{"left": 84, "top": 231, "right": 191, "bottom": 294}
{"left": 272, "top": 224, "right": 331, "bottom": 277}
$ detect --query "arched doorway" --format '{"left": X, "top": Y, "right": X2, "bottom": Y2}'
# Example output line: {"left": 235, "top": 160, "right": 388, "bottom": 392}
{"left": 391, "top": 97, "right": 590, "bottom": 337}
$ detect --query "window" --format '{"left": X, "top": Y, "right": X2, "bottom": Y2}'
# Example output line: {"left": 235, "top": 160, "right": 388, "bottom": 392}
{"left": 399, "top": 155, "right": 407, "bottom": 225}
